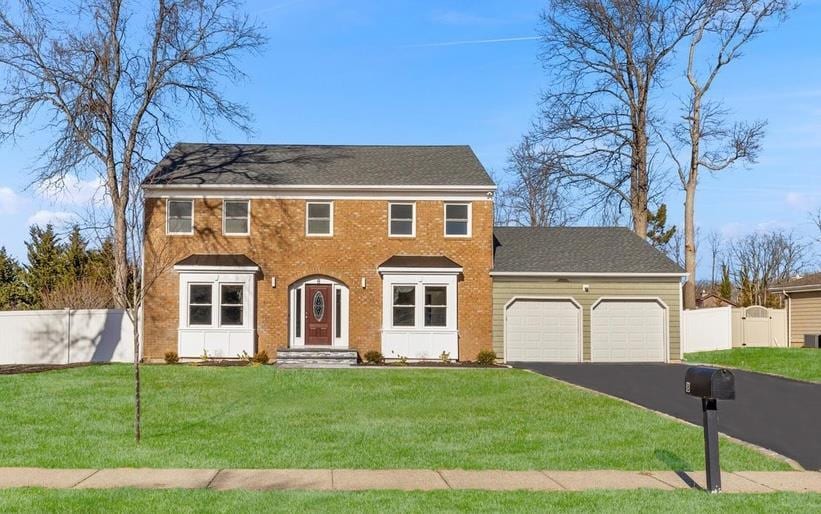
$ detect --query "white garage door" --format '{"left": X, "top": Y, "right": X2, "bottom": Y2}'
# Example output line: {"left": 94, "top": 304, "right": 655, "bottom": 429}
{"left": 591, "top": 299, "right": 666, "bottom": 362}
{"left": 505, "top": 299, "right": 580, "bottom": 362}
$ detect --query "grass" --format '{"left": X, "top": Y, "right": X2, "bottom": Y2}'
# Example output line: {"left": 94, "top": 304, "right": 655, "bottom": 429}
{"left": 685, "top": 348, "right": 821, "bottom": 383}
{"left": 0, "top": 489, "right": 818, "bottom": 513}
{"left": 0, "top": 364, "right": 788, "bottom": 470}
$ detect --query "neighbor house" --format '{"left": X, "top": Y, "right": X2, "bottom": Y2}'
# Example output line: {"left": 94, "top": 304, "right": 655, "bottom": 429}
{"left": 771, "top": 273, "right": 821, "bottom": 347}
{"left": 141, "top": 143, "right": 684, "bottom": 364}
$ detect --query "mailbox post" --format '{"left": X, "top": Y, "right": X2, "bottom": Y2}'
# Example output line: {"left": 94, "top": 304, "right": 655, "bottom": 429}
{"left": 684, "top": 367, "right": 735, "bottom": 493}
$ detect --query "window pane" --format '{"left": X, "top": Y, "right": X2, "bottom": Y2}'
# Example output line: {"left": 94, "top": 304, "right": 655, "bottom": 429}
{"left": 307, "top": 219, "right": 331, "bottom": 234}
{"left": 390, "top": 204, "right": 413, "bottom": 219}
{"left": 335, "top": 289, "right": 342, "bottom": 338}
{"left": 169, "top": 201, "right": 192, "bottom": 218}
{"left": 295, "top": 289, "right": 302, "bottom": 337}
{"left": 425, "top": 286, "right": 446, "bottom": 306}
{"left": 393, "top": 285, "right": 415, "bottom": 306}
{"left": 390, "top": 220, "right": 413, "bottom": 235}
{"left": 425, "top": 307, "right": 447, "bottom": 327}
{"left": 221, "top": 306, "right": 243, "bottom": 325}
{"left": 190, "top": 285, "right": 212, "bottom": 304}
{"left": 445, "top": 220, "right": 468, "bottom": 235}
{"left": 168, "top": 218, "right": 192, "bottom": 233}
{"left": 189, "top": 305, "right": 212, "bottom": 325}
{"left": 446, "top": 204, "right": 468, "bottom": 219}
{"left": 225, "top": 201, "right": 248, "bottom": 218}
{"left": 308, "top": 203, "right": 331, "bottom": 218}
{"left": 221, "top": 285, "right": 243, "bottom": 305}
{"left": 393, "top": 306, "right": 415, "bottom": 327}
{"left": 225, "top": 218, "right": 248, "bottom": 234}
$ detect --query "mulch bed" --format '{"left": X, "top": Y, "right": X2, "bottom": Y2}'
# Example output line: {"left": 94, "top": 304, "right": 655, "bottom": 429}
{"left": 0, "top": 363, "right": 96, "bottom": 375}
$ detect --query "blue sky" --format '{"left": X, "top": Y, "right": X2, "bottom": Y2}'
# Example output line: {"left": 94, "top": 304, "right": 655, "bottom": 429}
{"left": 0, "top": 0, "right": 819, "bottom": 273}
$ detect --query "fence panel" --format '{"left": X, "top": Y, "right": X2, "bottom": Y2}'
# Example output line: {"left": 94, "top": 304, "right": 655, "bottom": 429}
{"left": 0, "top": 309, "right": 134, "bottom": 365}
{"left": 682, "top": 307, "right": 733, "bottom": 353}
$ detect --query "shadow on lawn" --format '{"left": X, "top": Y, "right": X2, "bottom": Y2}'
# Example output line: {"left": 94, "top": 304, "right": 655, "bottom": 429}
{"left": 654, "top": 449, "right": 694, "bottom": 471}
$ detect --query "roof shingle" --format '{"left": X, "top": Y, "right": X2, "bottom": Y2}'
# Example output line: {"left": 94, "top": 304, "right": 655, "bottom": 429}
{"left": 143, "top": 143, "right": 495, "bottom": 187}
{"left": 492, "top": 227, "right": 684, "bottom": 274}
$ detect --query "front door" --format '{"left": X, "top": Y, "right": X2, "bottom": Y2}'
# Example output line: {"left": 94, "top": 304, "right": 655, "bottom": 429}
{"left": 305, "top": 284, "right": 332, "bottom": 345}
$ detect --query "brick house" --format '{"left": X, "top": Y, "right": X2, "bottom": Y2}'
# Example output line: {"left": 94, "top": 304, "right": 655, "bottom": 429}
{"left": 142, "top": 143, "right": 685, "bottom": 364}
{"left": 141, "top": 144, "right": 495, "bottom": 362}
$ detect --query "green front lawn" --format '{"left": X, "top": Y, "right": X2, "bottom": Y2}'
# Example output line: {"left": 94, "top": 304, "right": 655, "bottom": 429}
{"left": 1, "top": 489, "right": 819, "bottom": 513}
{"left": 0, "top": 365, "right": 786, "bottom": 470}
{"left": 685, "top": 348, "right": 821, "bottom": 383}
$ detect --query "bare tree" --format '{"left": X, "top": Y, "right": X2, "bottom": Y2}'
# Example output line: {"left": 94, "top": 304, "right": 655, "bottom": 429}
{"left": 664, "top": 0, "right": 789, "bottom": 309}
{"left": 706, "top": 230, "right": 725, "bottom": 287}
{"left": 731, "top": 231, "right": 805, "bottom": 306}
{"left": 0, "top": 0, "right": 265, "bottom": 443}
{"left": 814, "top": 208, "right": 821, "bottom": 241}
{"left": 495, "top": 134, "right": 572, "bottom": 227}
{"left": 536, "top": 0, "right": 704, "bottom": 237}
{"left": 0, "top": 0, "right": 264, "bottom": 309}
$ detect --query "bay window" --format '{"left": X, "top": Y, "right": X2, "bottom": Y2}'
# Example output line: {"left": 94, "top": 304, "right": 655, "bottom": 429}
{"left": 392, "top": 285, "right": 416, "bottom": 327}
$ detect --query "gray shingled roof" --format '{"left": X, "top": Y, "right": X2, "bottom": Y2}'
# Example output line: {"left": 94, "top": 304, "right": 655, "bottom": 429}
{"left": 771, "top": 272, "right": 821, "bottom": 290}
{"left": 143, "top": 143, "right": 495, "bottom": 187}
{"left": 493, "top": 227, "right": 684, "bottom": 274}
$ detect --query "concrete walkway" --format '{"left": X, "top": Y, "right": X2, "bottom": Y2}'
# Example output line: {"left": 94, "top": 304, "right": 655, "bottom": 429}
{"left": 0, "top": 468, "right": 819, "bottom": 493}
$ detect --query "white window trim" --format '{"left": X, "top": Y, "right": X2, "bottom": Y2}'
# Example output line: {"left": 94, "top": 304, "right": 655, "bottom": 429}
{"left": 444, "top": 202, "right": 472, "bottom": 238}
{"left": 305, "top": 201, "right": 334, "bottom": 237}
{"left": 218, "top": 283, "right": 245, "bottom": 327}
{"left": 178, "top": 272, "right": 255, "bottom": 330}
{"left": 222, "top": 199, "right": 250, "bottom": 236}
{"left": 187, "top": 283, "right": 214, "bottom": 327}
{"left": 381, "top": 273, "right": 458, "bottom": 333}
{"left": 388, "top": 202, "right": 416, "bottom": 238}
{"left": 166, "top": 198, "right": 195, "bottom": 235}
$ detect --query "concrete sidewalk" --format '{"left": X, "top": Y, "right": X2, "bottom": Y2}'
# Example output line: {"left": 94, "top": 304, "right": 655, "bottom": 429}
{"left": 0, "top": 468, "right": 819, "bottom": 493}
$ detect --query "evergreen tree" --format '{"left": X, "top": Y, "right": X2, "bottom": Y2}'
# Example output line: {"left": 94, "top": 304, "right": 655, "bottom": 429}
{"left": 63, "top": 225, "right": 89, "bottom": 283}
{"left": 647, "top": 204, "right": 676, "bottom": 248}
{"left": 719, "top": 264, "right": 733, "bottom": 300}
{"left": 0, "top": 247, "right": 28, "bottom": 309}
{"left": 22, "top": 225, "right": 65, "bottom": 307}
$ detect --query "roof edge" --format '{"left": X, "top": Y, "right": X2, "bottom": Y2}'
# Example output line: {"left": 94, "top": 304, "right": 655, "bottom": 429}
{"left": 490, "top": 271, "right": 688, "bottom": 278}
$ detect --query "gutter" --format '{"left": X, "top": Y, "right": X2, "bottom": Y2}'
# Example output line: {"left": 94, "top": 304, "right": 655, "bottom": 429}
{"left": 490, "top": 271, "right": 688, "bottom": 278}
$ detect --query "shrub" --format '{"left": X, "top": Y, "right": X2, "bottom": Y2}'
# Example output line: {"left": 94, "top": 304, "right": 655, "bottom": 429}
{"left": 252, "top": 350, "right": 269, "bottom": 364}
{"left": 363, "top": 350, "right": 384, "bottom": 364}
{"left": 164, "top": 351, "right": 179, "bottom": 364}
{"left": 476, "top": 350, "right": 497, "bottom": 365}
{"left": 439, "top": 351, "right": 451, "bottom": 363}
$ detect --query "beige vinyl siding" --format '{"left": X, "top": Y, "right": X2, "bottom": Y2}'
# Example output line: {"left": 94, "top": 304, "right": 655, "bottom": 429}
{"left": 788, "top": 291, "right": 821, "bottom": 346}
{"left": 493, "top": 277, "right": 682, "bottom": 361}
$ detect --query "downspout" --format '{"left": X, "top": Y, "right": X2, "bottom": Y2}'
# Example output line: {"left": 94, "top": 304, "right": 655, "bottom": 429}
{"left": 783, "top": 290, "right": 791, "bottom": 348}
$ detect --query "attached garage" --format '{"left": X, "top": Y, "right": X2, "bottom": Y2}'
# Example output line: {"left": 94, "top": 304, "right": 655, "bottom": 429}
{"left": 492, "top": 227, "right": 684, "bottom": 363}
{"left": 505, "top": 298, "right": 581, "bottom": 362}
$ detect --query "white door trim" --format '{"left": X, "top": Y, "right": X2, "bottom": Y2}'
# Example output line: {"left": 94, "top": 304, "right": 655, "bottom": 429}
{"left": 289, "top": 276, "right": 349, "bottom": 348}
{"left": 590, "top": 296, "right": 669, "bottom": 363}
{"left": 503, "top": 296, "right": 583, "bottom": 363}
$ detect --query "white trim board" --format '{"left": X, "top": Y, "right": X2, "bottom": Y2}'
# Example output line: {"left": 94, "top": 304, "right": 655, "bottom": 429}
{"left": 491, "top": 271, "right": 688, "bottom": 278}
{"left": 145, "top": 189, "right": 494, "bottom": 201}
{"left": 144, "top": 184, "right": 497, "bottom": 192}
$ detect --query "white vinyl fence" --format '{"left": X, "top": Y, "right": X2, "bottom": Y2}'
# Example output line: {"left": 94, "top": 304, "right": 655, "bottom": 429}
{"left": 0, "top": 309, "right": 134, "bottom": 365}
{"left": 683, "top": 306, "right": 788, "bottom": 354}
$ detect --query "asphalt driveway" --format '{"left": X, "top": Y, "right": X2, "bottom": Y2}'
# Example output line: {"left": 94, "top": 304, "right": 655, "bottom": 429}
{"left": 512, "top": 362, "right": 821, "bottom": 470}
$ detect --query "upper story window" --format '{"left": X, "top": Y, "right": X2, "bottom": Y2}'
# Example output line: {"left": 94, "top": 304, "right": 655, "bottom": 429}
{"left": 167, "top": 199, "right": 194, "bottom": 234}
{"left": 306, "top": 202, "right": 333, "bottom": 236}
{"left": 444, "top": 203, "right": 471, "bottom": 237}
{"left": 388, "top": 203, "right": 415, "bottom": 237}
{"left": 223, "top": 200, "right": 250, "bottom": 235}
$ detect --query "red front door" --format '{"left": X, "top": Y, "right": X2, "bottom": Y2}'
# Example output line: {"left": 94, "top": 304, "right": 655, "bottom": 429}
{"left": 305, "top": 284, "right": 332, "bottom": 345}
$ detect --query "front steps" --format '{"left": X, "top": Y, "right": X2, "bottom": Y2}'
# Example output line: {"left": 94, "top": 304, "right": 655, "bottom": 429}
{"left": 276, "top": 347, "right": 358, "bottom": 368}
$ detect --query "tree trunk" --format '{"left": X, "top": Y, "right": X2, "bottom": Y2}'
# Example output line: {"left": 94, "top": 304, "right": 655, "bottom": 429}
{"left": 113, "top": 197, "right": 128, "bottom": 309}
{"left": 631, "top": 129, "right": 649, "bottom": 238}
{"left": 132, "top": 302, "right": 141, "bottom": 444}
{"left": 683, "top": 96, "right": 702, "bottom": 310}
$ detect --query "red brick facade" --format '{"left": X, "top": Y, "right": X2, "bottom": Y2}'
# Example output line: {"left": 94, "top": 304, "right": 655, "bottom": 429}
{"left": 142, "top": 196, "right": 494, "bottom": 361}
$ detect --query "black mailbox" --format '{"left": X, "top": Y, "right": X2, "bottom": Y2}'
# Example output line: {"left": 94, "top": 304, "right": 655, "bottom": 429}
{"left": 685, "top": 366, "right": 735, "bottom": 400}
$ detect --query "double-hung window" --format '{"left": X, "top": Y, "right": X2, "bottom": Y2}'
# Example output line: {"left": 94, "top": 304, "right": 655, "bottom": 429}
{"left": 188, "top": 284, "right": 212, "bottom": 325}
{"left": 392, "top": 285, "right": 416, "bottom": 327}
{"left": 444, "top": 203, "right": 471, "bottom": 237}
{"left": 223, "top": 200, "right": 250, "bottom": 235}
{"left": 388, "top": 203, "right": 415, "bottom": 237}
{"left": 167, "top": 199, "right": 194, "bottom": 234}
{"left": 306, "top": 202, "right": 333, "bottom": 236}
{"left": 220, "top": 285, "right": 244, "bottom": 326}
{"left": 424, "top": 286, "right": 447, "bottom": 327}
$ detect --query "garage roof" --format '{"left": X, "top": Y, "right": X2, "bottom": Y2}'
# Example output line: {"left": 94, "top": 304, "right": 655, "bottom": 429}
{"left": 492, "top": 227, "right": 684, "bottom": 275}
